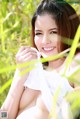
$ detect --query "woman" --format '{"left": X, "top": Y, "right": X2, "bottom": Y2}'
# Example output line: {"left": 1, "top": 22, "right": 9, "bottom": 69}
{"left": 1, "top": 0, "right": 80, "bottom": 119}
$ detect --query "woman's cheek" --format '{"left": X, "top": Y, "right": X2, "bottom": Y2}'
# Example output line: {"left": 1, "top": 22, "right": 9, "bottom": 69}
{"left": 34, "top": 37, "right": 41, "bottom": 47}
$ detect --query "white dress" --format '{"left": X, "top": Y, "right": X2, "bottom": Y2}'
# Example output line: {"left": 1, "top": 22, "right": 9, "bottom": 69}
{"left": 24, "top": 61, "right": 73, "bottom": 112}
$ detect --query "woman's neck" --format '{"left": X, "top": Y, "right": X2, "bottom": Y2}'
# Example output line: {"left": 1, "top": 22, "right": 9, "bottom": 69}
{"left": 48, "top": 58, "right": 65, "bottom": 71}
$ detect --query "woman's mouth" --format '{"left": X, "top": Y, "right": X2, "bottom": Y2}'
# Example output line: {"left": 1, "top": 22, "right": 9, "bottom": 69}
{"left": 41, "top": 46, "right": 57, "bottom": 58}
{"left": 42, "top": 47, "right": 55, "bottom": 52}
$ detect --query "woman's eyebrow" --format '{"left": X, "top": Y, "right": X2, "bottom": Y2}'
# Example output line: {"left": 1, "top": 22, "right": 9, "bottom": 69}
{"left": 49, "top": 28, "right": 58, "bottom": 31}
{"left": 35, "top": 30, "right": 42, "bottom": 32}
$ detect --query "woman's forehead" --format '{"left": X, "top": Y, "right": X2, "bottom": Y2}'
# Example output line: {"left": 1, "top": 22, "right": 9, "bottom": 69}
{"left": 35, "top": 14, "right": 57, "bottom": 29}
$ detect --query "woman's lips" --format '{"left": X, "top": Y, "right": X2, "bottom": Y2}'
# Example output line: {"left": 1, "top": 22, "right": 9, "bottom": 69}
{"left": 42, "top": 47, "right": 55, "bottom": 52}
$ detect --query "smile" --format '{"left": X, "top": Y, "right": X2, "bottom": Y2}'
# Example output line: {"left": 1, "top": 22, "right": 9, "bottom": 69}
{"left": 43, "top": 47, "right": 54, "bottom": 51}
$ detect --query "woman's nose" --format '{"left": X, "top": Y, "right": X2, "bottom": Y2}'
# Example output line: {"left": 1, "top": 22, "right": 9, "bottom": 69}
{"left": 42, "top": 34, "right": 51, "bottom": 43}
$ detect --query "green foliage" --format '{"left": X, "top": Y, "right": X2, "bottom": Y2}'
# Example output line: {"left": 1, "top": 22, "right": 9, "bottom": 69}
{"left": 0, "top": 0, "right": 40, "bottom": 106}
{"left": 0, "top": 0, "right": 80, "bottom": 118}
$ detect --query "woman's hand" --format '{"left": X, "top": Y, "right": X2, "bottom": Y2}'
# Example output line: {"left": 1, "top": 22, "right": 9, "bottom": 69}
{"left": 1, "top": 46, "right": 40, "bottom": 119}
{"left": 15, "top": 46, "right": 39, "bottom": 72}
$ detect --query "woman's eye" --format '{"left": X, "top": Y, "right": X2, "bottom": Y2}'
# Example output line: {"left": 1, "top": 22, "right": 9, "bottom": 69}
{"left": 50, "top": 31, "right": 57, "bottom": 34}
{"left": 35, "top": 33, "right": 42, "bottom": 35}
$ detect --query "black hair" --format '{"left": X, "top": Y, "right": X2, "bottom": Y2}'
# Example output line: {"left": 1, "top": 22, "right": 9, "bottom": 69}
{"left": 31, "top": 0, "right": 80, "bottom": 66}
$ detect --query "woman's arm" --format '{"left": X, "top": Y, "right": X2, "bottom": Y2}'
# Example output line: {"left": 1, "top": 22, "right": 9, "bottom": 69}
{"left": 1, "top": 69, "right": 29, "bottom": 119}
{"left": 1, "top": 46, "right": 39, "bottom": 119}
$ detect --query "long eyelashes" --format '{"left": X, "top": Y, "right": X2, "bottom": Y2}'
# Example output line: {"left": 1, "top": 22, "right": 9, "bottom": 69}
{"left": 35, "top": 31, "right": 58, "bottom": 35}
{"left": 50, "top": 31, "right": 58, "bottom": 34}
{"left": 35, "top": 32, "right": 42, "bottom": 35}
{"left": 35, "top": 29, "right": 58, "bottom": 36}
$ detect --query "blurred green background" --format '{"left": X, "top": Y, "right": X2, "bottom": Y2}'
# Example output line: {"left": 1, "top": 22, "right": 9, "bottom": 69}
{"left": 0, "top": 0, "right": 40, "bottom": 106}
{"left": 0, "top": 0, "right": 80, "bottom": 118}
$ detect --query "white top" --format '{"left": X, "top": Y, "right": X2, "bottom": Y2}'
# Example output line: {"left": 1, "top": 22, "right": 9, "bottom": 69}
{"left": 24, "top": 61, "right": 73, "bottom": 112}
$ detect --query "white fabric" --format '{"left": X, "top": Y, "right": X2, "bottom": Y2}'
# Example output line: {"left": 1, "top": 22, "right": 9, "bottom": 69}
{"left": 24, "top": 61, "right": 73, "bottom": 112}
{"left": 40, "top": 70, "right": 73, "bottom": 112}
{"left": 24, "top": 62, "right": 43, "bottom": 90}
{"left": 24, "top": 48, "right": 73, "bottom": 112}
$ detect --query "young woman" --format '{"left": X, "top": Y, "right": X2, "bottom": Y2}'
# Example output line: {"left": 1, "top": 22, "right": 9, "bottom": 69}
{"left": 1, "top": 0, "right": 80, "bottom": 119}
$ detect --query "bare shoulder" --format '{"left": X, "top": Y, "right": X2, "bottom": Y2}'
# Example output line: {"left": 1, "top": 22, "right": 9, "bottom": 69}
{"left": 71, "top": 53, "right": 80, "bottom": 67}
{"left": 70, "top": 53, "right": 80, "bottom": 88}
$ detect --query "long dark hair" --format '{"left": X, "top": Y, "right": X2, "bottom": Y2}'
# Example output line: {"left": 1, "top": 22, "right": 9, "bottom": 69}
{"left": 31, "top": 0, "right": 80, "bottom": 53}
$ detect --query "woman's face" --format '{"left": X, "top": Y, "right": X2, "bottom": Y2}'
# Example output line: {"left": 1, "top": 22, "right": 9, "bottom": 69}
{"left": 34, "top": 14, "right": 61, "bottom": 58}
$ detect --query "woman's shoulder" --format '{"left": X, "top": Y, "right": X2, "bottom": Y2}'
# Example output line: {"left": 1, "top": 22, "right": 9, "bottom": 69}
{"left": 60, "top": 53, "right": 80, "bottom": 75}
{"left": 71, "top": 53, "right": 80, "bottom": 67}
{"left": 67, "top": 53, "right": 80, "bottom": 87}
